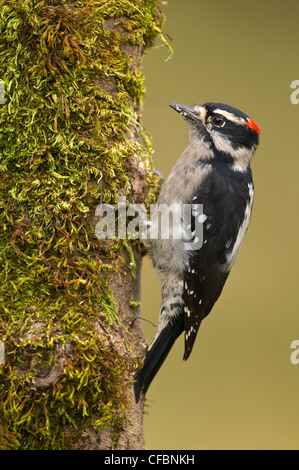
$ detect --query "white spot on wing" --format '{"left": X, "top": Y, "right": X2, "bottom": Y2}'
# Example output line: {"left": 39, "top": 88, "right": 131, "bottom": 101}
{"left": 198, "top": 214, "right": 207, "bottom": 223}
{"left": 186, "top": 326, "right": 196, "bottom": 339}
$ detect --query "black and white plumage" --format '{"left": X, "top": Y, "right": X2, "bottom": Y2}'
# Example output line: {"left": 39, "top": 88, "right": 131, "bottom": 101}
{"left": 134, "top": 101, "right": 261, "bottom": 402}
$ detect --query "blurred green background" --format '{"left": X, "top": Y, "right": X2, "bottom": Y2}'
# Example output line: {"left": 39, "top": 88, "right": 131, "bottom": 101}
{"left": 139, "top": 0, "right": 299, "bottom": 450}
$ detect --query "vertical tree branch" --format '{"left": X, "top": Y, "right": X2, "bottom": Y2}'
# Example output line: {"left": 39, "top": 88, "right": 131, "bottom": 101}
{"left": 0, "top": 0, "right": 164, "bottom": 450}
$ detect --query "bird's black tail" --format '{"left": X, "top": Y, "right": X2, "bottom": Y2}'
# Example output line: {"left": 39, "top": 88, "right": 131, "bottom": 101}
{"left": 134, "top": 315, "right": 184, "bottom": 402}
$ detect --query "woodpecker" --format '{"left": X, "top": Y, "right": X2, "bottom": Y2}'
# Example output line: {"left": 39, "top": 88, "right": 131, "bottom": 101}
{"left": 134, "top": 101, "right": 261, "bottom": 402}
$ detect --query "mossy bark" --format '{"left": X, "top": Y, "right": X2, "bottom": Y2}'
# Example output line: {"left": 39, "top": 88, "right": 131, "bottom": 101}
{"left": 0, "top": 0, "right": 164, "bottom": 450}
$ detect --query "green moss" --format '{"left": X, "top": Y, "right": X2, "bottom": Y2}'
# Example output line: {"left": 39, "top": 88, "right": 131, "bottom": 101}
{"left": 129, "top": 300, "right": 141, "bottom": 308}
{"left": 0, "top": 0, "right": 166, "bottom": 449}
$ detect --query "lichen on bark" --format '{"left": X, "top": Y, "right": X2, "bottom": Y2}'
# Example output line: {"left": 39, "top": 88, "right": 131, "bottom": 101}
{"left": 0, "top": 0, "right": 165, "bottom": 449}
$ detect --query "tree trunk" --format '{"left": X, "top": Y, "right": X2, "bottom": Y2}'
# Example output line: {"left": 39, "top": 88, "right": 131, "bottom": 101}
{"left": 0, "top": 0, "right": 163, "bottom": 450}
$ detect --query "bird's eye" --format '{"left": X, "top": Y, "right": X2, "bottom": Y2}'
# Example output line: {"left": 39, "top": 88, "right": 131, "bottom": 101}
{"left": 212, "top": 116, "right": 226, "bottom": 127}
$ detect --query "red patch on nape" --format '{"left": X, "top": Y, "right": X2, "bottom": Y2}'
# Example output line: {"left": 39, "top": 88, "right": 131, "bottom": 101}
{"left": 245, "top": 117, "right": 261, "bottom": 134}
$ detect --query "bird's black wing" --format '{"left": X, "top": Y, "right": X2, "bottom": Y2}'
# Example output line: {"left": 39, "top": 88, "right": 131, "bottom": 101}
{"left": 183, "top": 167, "right": 252, "bottom": 359}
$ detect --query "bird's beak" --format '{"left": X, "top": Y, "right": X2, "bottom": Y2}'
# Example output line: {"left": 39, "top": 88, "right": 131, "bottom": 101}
{"left": 169, "top": 102, "right": 202, "bottom": 123}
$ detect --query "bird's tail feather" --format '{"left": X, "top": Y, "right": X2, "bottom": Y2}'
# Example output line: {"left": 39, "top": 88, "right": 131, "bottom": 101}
{"left": 134, "top": 315, "right": 184, "bottom": 402}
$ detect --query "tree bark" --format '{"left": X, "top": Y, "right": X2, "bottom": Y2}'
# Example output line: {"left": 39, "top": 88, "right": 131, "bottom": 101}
{"left": 0, "top": 0, "right": 163, "bottom": 450}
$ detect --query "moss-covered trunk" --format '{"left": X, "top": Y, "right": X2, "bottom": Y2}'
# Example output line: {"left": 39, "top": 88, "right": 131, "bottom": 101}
{"left": 0, "top": 0, "right": 163, "bottom": 450}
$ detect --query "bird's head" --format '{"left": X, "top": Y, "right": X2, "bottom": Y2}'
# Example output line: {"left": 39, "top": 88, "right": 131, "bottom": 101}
{"left": 169, "top": 101, "right": 261, "bottom": 171}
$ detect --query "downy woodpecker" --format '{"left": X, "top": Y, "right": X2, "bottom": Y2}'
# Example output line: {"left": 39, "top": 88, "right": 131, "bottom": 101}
{"left": 134, "top": 101, "right": 261, "bottom": 402}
